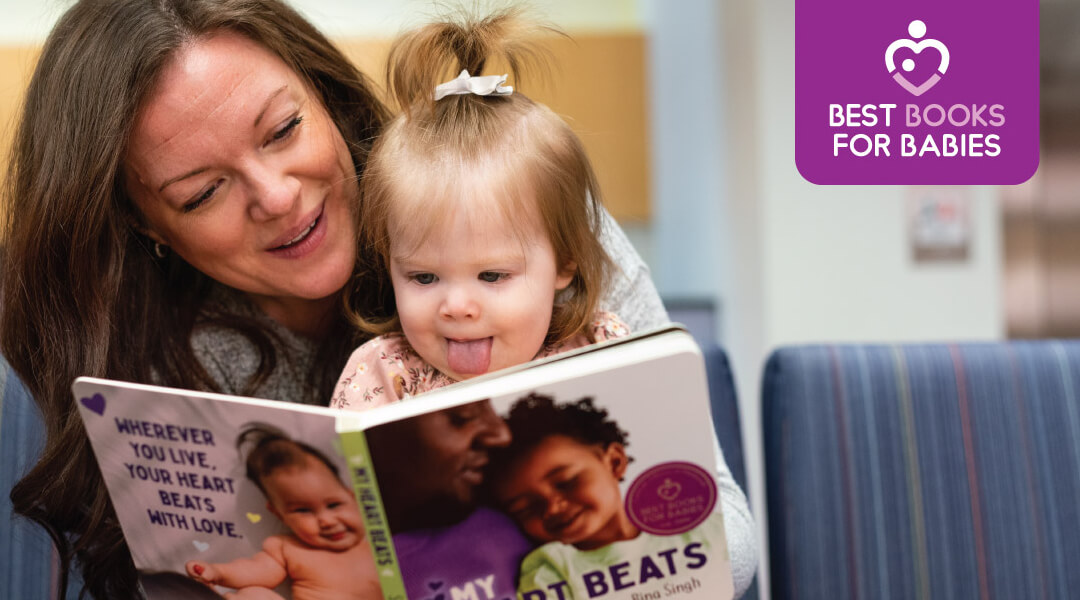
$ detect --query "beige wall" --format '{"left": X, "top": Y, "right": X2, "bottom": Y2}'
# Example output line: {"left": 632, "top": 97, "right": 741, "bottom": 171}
{"left": 0, "top": 45, "right": 38, "bottom": 176}
{"left": 337, "top": 34, "right": 650, "bottom": 221}
{"left": 0, "top": 33, "right": 649, "bottom": 221}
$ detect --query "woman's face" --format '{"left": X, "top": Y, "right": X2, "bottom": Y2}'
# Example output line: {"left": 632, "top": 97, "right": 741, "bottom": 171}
{"left": 124, "top": 31, "right": 358, "bottom": 330}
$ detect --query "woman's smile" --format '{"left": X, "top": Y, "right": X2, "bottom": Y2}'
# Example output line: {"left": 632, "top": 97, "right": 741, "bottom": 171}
{"left": 267, "top": 205, "right": 326, "bottom": 256}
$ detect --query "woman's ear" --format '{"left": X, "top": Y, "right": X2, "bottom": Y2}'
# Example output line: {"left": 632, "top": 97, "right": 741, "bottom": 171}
{"left": 603, "top": 442, "right": 629, "bottom": 479}
{"left": 127, "top": 213, "right": 167, "bottom": 246}
{"left": 555, "top": 261, "right": 577, "bottom": 291}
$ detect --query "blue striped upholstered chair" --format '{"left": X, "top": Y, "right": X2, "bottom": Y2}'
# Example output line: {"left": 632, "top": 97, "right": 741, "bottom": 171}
{"left": 763, "top": 342, "right": 1080, "bottom": 600}
{"left": 703, "top": 344, "right": 758, "bottom": 599}
{"left": 0, "top": 356, "right": 58, "bottom": 598}
{"left": 704, "top": 345, "right": 749, "bottom": 493}
{"left": 0, "top": 356, "right": 83, "bottom": 599}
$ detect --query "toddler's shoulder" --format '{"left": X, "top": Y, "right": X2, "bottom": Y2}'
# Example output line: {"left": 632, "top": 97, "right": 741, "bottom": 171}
{"left": 536, "top": 312, "right": 631, "bottom": 359}
{"left": 346, "top": 334, "right": 411, "bottom": 362}
{"left": 591, "top": 311, "right": 631, "bottom": 342}
{"left": 331, "top": 333, "right": 419, "bottom": 410}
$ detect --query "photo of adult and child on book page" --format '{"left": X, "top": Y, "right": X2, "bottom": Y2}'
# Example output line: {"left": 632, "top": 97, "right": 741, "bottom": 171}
{"left": 74, "top": 328, "right": 733, "bottom": 600}
{"left": 361, "top": 392, "right": 731, "bottom": 600}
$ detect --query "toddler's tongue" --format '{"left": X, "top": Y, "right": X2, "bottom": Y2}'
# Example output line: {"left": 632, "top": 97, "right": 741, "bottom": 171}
{"left": 447, "top": 338, "right": 493, "bottom": 375}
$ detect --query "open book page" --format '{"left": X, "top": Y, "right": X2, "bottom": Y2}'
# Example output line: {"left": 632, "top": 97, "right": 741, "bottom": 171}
{"left": 73, "top": 326, "right": 733, "bottom": 600}
{"left": 72, "top": 381, "right": 376, "bottom": 599}
{"left": 337, "top": 327, "right": 734, "bottom": 600}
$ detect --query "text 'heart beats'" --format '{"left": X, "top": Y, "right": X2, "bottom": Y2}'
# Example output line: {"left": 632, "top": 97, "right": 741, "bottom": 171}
{"left": 886, "top": 20, "right": 949, "bottom": 96}
{"left": 80, "top": 393, "right": 106, "bottom": 416}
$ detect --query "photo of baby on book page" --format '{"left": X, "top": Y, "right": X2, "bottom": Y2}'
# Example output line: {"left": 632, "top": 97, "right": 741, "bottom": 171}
{"left": 72, "top": 382, "right": 381, "bottom": 600}
{"left": 184, "top": 426, "right": 381, "bottom": 599}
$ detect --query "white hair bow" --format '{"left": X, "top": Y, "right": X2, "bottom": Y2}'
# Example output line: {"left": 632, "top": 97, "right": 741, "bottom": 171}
{"left": 434, "top": 69, "right": 513, "bottom": 101}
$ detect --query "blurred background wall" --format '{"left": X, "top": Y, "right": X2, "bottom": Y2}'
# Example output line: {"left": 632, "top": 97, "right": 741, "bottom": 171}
{"left": 4, "top": 1, "right": 1076, "bottom": 598}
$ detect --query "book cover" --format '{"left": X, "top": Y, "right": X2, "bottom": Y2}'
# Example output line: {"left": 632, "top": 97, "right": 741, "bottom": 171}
{"left": 73, "top": 326, "right": 733, "bottom": 600}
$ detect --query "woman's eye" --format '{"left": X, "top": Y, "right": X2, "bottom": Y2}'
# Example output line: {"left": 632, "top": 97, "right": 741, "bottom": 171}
{"left": 479, "top": 271, "right": 507, "bottom": 283}
{"left": 183, "top": 181, "right": 220, "bottom": 213}
{"left": 269, "top": 116, "right": 303, "bottom": 144}
{"left": 412, "top": 273, "right": 437, "bottom": 285}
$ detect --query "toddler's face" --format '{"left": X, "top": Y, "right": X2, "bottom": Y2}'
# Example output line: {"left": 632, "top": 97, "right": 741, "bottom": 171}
{"left": 389, "top": 197, "right": 574, "bottom": 382}
{"left": 263, "top": 455, "right": 363, "bottom": 552}
{"left": 493, "top": 435, "right": 629, "bottom": 549}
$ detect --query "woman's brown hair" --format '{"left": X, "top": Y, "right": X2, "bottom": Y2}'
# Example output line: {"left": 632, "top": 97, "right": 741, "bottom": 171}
{"left": 0, "top": 0, "right": 387, "bottom": 597}
{"left": 347, "top": 7, "right": 613, "bottom": 345}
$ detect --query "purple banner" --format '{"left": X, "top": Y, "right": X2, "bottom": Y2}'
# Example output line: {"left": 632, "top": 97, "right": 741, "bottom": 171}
{"left": 795, "top": 0, "right": 1040, "bottom": 184}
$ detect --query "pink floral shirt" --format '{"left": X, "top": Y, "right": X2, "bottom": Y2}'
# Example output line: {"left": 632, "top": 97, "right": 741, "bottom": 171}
{"left": 331, "top": 312, "right": 630, "bottom": 410}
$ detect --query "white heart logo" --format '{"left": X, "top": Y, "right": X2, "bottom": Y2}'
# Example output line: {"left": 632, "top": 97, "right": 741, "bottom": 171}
{"left": 885, "top": 20, "right": 950, "bottom": 96}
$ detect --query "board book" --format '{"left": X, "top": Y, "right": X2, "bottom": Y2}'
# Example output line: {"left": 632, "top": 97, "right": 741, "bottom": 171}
{"left": 73, "top": 325, "right": 734, "bottom": 600}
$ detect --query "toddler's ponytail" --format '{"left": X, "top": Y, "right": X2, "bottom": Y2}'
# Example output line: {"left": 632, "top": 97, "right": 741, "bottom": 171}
{"left": 385, "top": 7, "right": 556, "bottom": 116}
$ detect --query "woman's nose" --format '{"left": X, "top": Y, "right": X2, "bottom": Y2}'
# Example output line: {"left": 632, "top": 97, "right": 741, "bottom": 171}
{"left": 246, "top": 160, "right": 300, "bottom": 221}
{"left": 439, "top": 285, "right": 480, "bottom": 320}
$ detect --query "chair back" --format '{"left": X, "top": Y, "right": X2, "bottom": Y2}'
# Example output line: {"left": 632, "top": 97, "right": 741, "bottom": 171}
{"left": 763, "top": 342, "right": 1080, "bottom": 599}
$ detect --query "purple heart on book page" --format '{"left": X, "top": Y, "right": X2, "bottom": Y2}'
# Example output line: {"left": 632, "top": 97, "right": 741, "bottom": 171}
{"left": 80, "top": 393, "right": 106, "bottom": 416}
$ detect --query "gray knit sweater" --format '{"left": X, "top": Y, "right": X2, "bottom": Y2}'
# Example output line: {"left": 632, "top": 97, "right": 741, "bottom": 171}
{"left": 190, "top": 211, "right": 757, "bottom": 596}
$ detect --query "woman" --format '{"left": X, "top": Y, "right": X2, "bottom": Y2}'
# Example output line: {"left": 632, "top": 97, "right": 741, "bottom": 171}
{"left": 0, "top": 1, "right": 741, "bottom": 598}
{"left": 3, "top": 1, "right": 388, "bottom": 596}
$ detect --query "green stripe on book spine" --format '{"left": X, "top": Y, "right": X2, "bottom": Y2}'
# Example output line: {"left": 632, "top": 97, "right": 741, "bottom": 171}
{"left": 340, "top": 429, "right": 408, "bottom": 600}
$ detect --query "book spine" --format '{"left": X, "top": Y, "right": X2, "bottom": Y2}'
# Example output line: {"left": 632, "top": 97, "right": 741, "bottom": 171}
{"left": 339, "top": 430, "right": 408, "bottom": 600}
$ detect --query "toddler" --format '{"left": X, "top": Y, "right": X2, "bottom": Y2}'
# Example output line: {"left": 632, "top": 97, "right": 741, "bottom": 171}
{"left": 185, "top": 427, "right": 381, "bottom": 599}
{"left": 332, "top": 10, "right": 628, "bottom": 409}
{"left": 487, "top": 394, "right": 726, "bottom": 599}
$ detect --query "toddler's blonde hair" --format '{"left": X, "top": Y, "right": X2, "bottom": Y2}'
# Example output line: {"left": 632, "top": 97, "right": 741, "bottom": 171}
{"left": 347, "top": 7, "right": 613, "bottom": 345}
